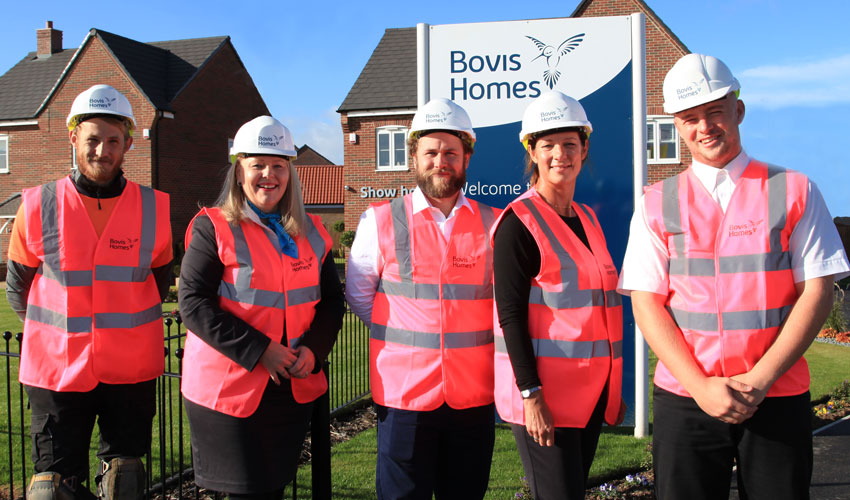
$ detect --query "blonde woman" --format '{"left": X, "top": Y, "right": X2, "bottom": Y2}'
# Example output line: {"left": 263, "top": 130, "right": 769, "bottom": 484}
{"left": 178, "top": 116, "right": 344, "bottom": 500}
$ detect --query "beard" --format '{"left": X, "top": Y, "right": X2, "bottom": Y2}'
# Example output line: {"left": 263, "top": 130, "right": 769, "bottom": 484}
{"left": 77, "top": 154, "right": 124, "bottom": 186}
{"left": 416, "top": 166, "right": 467, "bottom": 200}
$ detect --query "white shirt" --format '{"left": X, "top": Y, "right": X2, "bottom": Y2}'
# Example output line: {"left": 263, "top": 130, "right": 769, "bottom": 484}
{"left": 345, "top": 187, "right": 473, "bottom": 325}
{"left": 618, "top": 149, "right": 850, "bottom": 295}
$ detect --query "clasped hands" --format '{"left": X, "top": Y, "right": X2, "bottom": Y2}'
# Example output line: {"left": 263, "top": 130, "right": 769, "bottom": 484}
{"left": 260, "top": 342, "right": 316, "bottom": 385}
{"left": 690, "top": 373, "right": 768, "bottom": 424}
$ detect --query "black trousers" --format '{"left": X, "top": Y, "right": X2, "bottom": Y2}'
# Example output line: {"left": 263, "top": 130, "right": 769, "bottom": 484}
{"left": 375, "top": 403, "right": 495, "bottom": 500}
{"left": 25, "top": 381, "right": 156, "bottom": 482}
{"left": 511, "top": 394, "right": 605, "bottom": 500}
{"left": 653, "top": 385, "right": 813, "bottom": 500}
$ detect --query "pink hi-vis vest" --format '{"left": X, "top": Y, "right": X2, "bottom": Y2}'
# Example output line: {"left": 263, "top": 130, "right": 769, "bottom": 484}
{"left": 644, "top": 160, "right": 809, "bottom": 397}
{"left": 20, "top": 176, "right": 170, "bottom": 391}
{"left": 492, "top": 189, "right": 623, "bottom": 427}
{"left": 370, "top": 194, "right": 500, "bottom": 411}
{"left": 181, "top": 208, "right": 332, "bottom": 417}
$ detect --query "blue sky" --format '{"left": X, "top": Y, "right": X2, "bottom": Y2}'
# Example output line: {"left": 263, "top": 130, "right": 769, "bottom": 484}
{"left": 3, "top": 0, "right": 848, "bottom": 216}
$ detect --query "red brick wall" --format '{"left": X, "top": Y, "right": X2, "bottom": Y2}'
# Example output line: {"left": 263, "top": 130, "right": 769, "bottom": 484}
{"left": 576, "top": 0, "right": 691, "bottom": 184}
{"left": 340, "top": 113, "right": 416, "bottom": 232}
{"left": 156, "top": 41, "right": 268, "bottom": 243}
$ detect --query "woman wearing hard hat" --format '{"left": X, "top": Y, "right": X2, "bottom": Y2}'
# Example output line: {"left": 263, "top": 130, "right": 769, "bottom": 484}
{"left": 178, "top": 116, "right": 344, "bottom": 499}
{"left": 491, "top": 91, "right": 625, "bottom": 499}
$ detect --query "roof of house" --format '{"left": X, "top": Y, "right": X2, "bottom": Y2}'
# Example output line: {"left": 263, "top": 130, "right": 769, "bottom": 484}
{"left": 296, "top": 165, "right": 343, "bottom": 205}
{"left": 293, "top": 145, "right": 335, "bottom": 166}
{"left": 337, "top": 28, "right": 417, "bottom": 113}
{"left": 0, "top": 29, "right": 231, "bottom": 121}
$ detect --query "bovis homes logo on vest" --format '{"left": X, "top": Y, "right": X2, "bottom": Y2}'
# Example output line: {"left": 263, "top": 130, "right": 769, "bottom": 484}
{"left": 110, "top": 236, "right": 139, "bottom": 251}
{"left": 448, "top": 31, "right": 586, "bottom": 102}
{"left": 728, "top": 219, "right": 763, "bottom": 238}
{"left": 290, "top": 255, "right": 315, "bottom": 273}
{"left": 89, "top": 96, "right": 117, "bottom": 109}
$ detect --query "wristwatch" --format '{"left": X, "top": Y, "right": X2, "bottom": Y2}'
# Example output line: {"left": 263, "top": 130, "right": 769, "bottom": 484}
{"left": 520, "top": 386, "right": 542, "bottom": 399}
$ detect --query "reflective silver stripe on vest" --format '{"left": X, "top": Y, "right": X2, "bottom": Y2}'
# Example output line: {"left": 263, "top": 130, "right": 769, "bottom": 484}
{"left": 669, "top": 305, "right": 791, "bottom": 331}
{"left": 304, "top": 215, "right": 328, "bottom": 263}
{"left": 371, "top": 324, "right": 492, "bottom": 349}
{"left": 606, "top": 290, "right": 623, "bottom": 307}
{"left": 669, "top": 257, "right": 715, "bottom": 276}
{"left": 95, "top": 303, "right": 162, "bottom": 329}
{"left": 218, "top": 281, "right": 285, "bottom": 308}
{"left": 289, "top": 334, "right": 303, "bottom": 349}
{"left": 371, "top": 324, "right": 441, "bottom": 349}
{"left": 445, "top": 329, "right": 494, "bottom": 348}
{"left": 495, "top": 335, "right": 620, "bottom": 359}
{"left": 767, "top": 165, "right": 786, "bottom": 254}
{"left": 95, "top": 265, "right": 151, "bottom": 282}
{"left": 26, "top": 304, "right": 92, "bottom": 333}
{"left": 380, "top": 280, "right": 491, "bottom": 301}
{"left": 287, "top": 286, "right": 320, "bottom": 307}
{"left": 38, "top": 262, "right": 93, "bottom": 287}
{"left": 137, "top": 186, "right": 157, "bottom": 269}
{"left": 378, "top": 281, "right": 441, "bottom": 300}
{"left": 390, "top": 198, "right": 414, "bottom": 282}
{"left": 37, "top": 182, "right": 95, "bottom": 286}
{"left": 662, "top": 176, "right": 686, "bottom": 259}
{"left": 718, "top": 252, "right": 791, "bottom": 273}
{"left": 379, "top": 198, "right": 494, "bottom": 301}
{"left": 577, "top": 203, "right": 596, "bottom": 227}
{"left": 529, "top": 287, "right": 603, "bottom": 309}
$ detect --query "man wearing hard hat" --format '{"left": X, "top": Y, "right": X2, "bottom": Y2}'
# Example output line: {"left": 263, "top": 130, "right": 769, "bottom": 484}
{"left": 347, "top": 98, "right": 499, "bottom": 499}
{"left": 618, "top": 54, "right": 849, "bottom": 499}
{"left": 5, "top": 84, "right": 173, "bottom": 500}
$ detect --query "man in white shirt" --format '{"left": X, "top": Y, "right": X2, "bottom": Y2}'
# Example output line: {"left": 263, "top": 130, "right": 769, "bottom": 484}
{"left": 347, "top": 98, "right": 499, "bottom": 499}
{"left": 619, "top": 53, "right": 849, "bottom": 500}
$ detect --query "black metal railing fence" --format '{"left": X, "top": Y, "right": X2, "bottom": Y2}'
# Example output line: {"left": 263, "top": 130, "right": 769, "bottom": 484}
{"left": 0, "top": 306, "right": 370, "bottom": 500}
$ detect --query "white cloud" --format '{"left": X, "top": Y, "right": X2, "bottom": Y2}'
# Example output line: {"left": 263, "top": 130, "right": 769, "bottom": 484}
{"left": 738, "top": 54, "right": 850, "bottom": 109}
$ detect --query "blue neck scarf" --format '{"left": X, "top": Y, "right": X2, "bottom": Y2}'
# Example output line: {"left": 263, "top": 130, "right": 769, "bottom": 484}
{"left": 246, "top": 201, "right": 298, "bottom": 259}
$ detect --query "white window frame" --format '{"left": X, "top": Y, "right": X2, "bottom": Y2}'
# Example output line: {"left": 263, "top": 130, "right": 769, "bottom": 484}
{"left": 646, "top": 116, "right": 679, "bottom": 164}
{"left": 375, "top": 126, "right": 408, "bottom": 171}
{"left": 0, "top": 135, "right": 8, "bottom": 173}
{"left": 71, "top": 144, "right": 78, "bottom": 171}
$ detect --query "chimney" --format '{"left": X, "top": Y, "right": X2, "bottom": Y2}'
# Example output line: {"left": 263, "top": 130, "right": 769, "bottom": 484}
{"left": 37, "top": 21, "right": 63, "bottom": 58}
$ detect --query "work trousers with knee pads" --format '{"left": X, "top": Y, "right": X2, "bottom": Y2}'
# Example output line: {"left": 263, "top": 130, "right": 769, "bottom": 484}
{"left": 25, "top": 381, "right": 156, "bottom": 497}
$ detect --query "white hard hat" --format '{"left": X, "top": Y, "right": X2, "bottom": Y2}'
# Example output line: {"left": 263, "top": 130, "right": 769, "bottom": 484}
{"left": 519, "top": 91, "right": 592, "bottom": 147}
{"left": 66, "top": 84, "right": 136, "bottom": 132}
{"left": 409, "top": 98, "right": 476, "bottom": 144}
{"left": 663, "top": 53, "right": 740, "bottom": 114}
{"left": 230, "top": 116, "right": 297, "bottom": 162}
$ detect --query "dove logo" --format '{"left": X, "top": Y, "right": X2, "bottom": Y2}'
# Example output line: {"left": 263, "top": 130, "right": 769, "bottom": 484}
{"left": 526, "top": 33, "right": 585, "bottom": 89}
{"left": 89, "top": 96, "right": 116, "bottom": 109}
{"left": 258, "top": 134, "right": 282, "bottom": 147}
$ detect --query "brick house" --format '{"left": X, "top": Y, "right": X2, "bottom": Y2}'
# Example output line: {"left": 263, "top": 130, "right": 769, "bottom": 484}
{"left": 337, "top": 0, "right": 690, "bottom": 232}
{"left": 0, "top": 22, "right": 269, "bottom": 267}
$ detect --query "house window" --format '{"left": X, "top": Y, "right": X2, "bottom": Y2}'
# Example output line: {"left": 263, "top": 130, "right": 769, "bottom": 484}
{"left": 376, "top": 127, "right": 408, "bottom": 170}
{"left": 646, "top": 117, "right": 679, "bottom": 164}
{"left": 0, "top": 135, "right": 8, "bottom": 173}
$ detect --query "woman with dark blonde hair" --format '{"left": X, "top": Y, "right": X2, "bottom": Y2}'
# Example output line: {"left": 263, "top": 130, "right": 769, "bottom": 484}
{"left": 178, "top": 116, "right": 344, "bottom": 500}
{"left": 492, "top": 92, "right": 625, "bottom": 499}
